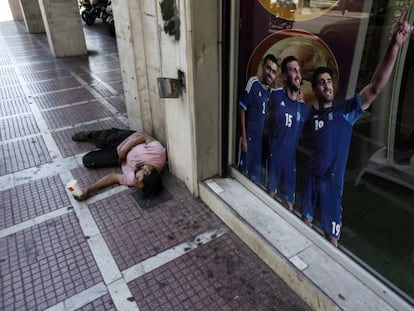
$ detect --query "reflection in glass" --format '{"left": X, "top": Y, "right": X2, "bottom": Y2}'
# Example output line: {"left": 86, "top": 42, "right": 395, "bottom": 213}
{"left": 235, "top": 0, "right": 414, "bottom": 301}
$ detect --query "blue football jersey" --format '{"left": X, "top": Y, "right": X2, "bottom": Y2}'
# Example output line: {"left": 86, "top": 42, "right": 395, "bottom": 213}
{"left": 268, "top": 88, "right": 310, "bottom": 168}
{"left": 239, "top": 76, "right": 271, "bottom": 139}
{"left": 306, "top": 95, "right": 364, "bottom": 188}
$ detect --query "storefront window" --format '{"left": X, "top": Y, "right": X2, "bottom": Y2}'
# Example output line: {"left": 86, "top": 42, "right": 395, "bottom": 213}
{"left": 234, "top": 0, "right": 413, "bottom": 301}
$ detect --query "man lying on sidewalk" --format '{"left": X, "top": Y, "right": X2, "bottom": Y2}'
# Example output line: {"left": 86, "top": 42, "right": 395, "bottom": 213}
{"left": 71, "top": 128, "right": 166, "bottom": 201}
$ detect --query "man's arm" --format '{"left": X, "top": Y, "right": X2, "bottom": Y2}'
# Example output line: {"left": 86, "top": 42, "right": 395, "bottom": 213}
{"left": 360, "top": 5, "right": 413, "bottom": 110}
{"left": 240, "top": 108, "right": 248, "bottom": 152}
{"left": 74, "top": 173, "right": 123, "bottom": 201}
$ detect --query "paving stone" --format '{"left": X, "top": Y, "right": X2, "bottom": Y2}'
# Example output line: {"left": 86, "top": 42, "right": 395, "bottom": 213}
{"left": 0, "top": 135, "right": 52, "bottom": 176}
{"left": 13, "top": 54, "right": 55, "bottom": 65}
{"left": 34, "top": 87, "right": 96, "bottom": 109}
{"left": 89, "top": 175, "right": 222, "bottom": 271}
{"left": 0, "top": 213, "right": 103, "bottom": 310}
{"left": 0, "top": 66, "right": 16, "bottom": 77}
{"left": 93, "top": 70, "right": 122, "bottom": 83}
{"left": 75, "top": 294, "right": 116, "bottom": 311}
{"left": 0, "top": 175, "right": 70, "bottom": 229}
{"left": 7, "top": 41, "right": 43, "bottom": 51}
{"left": 76, "top": 72, "right": 102, "bottom": 85}
{"left": 26, "top": 76, "right": 82, "bottom": 95}
{"left": 105, "top": 96, "right": 127, "bottom": 114}
{"left": 0, "top": 74, "right": 19, "bottom": 87}
{"left": 87, "top": 58, "right": 120, "bottom": 70}
{"left": 0, "top": 114, "right": 40, "bottom": 141}
{"left": 12, "top": 48, "right": 50, "bottom": 58}
{"left": 0, "top": 23, "right": 26, "bottom": 35}
{"left": 90, "top": 83, "right": 117, "bottom": 97}
{"left": 0, "top": 84, "right": 25, "bottom": 99}
{"left": 18, "top": 62, "right": 62, "bottom": 75}
{"left": 105, "top": 81, "right": 124, "bottom": 95}
{"left": 20, "top": 68, "right": 71, "bottom": 83}
{"left": 0, "top": 97, "right": 30, "bottom": 117}
{"left": 129, "top": 233, "right": 311, "bottom": 311}
{"left": 41, "top": 100, "right": 113, "bottom": 129}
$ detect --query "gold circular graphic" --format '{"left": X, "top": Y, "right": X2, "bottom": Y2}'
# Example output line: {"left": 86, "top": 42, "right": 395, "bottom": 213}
{"left": 247, "top": 29, "right": 338, "bottom": 105}
{"left": 258, "top": 0, "right": 340, "bottom": 21}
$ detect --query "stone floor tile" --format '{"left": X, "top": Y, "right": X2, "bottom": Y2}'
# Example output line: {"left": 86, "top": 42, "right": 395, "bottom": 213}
{"left": 17, "top": 62, "right": 62, "bottom": 75}
{"left": 0, "top": 74, "right": 19, "bottom": 87}
{"left": 0, "top": 66, "right": 16, "bottom": 77}
{"left": 20, "top": 68, "right": 71, "bottom": 83}
{"left": 0, "top": 97, "right": 30, "bottom": 117}
{"left": 26, "top": 76, "right": 82, "bottom": 95}
{"left": 90, "top": 83, "right": 118, "bottom": 97}
{"left": 76, "top": 72, "right": 102, "bottom": 85}
{"left": 0, "top": 84, "right": 25, "bottom": 99}
{"left": 0, "top": 114, "right": 40, "bottom": 141}
{"left": 0, "top": 175, "right": 70, "bottom": 229}
{"left": 12, "top": 48, "right": 50, "bottom": 58}
{"left": 34, "top": 86, "right": 96, "bottom": 109}
{"left": 92, "top": 60, "right": 120, "bottom": 71}
{"left": 128, "top": 234, "right": 311, "bottom": 311}
{"left": 12, "top": 54, "right": 55, "bottom": 65}
{"left": 93, "top": 70, "right": 122, "bottom": 83}
{"left": 89, "top": 176, "right": 222, "bottom": 271}
{"left": 0, "top": 213, "right": 103, "bottom": 310}
{"left": 75, "top": 293, "right": 117, "bottom": 311}
{"left": 104, "top": 96, "right": 127, "bottom": 114}
{"left": 105, "top": 81, "right": 124, "bottom": 95}
{"left": 0, "top": 135, "right": 52, "bottom": 176}
{"left": 41, "top": 100, "right": 113, "bottom": 129}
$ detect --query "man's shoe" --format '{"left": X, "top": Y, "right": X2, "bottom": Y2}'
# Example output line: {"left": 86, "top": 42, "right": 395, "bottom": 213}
{"left": 72, "top": 131, "right": 89, "bottom": 142}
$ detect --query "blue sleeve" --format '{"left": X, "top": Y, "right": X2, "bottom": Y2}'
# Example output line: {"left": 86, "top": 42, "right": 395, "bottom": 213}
{"left": 239, "top": 76, "right": 258, "bottom": 111}
{"left": 340, "top": 95, "right": 364, "bottom": 126}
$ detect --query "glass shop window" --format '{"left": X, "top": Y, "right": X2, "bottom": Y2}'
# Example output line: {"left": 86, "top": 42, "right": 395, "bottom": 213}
{"left": 234, "top": 0, "right": 414, "bottom": 302}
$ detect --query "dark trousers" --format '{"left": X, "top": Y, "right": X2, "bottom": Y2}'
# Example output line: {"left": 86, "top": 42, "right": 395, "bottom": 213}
{"left": 82, "top": 128, "right": 135, "bottom": 169}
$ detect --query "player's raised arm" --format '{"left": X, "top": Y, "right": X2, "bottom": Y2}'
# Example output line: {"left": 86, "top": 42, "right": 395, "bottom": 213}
{"left": 360, "top": 4, "right": 413, "bottom": 111}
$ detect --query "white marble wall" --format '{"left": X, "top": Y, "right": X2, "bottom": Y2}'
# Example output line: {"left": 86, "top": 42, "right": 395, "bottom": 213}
{"left": 112, "top": 0, "right": 221, "bottom": 195}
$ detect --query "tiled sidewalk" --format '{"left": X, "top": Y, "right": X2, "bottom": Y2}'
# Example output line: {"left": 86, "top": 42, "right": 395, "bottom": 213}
{"left": 0, "top": 21, "right": 311, "bottom": 310}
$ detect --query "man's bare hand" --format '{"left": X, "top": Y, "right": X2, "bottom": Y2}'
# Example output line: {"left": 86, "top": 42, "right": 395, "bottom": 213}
{"left": 297, "top": 90, "right": 304, "bottom": 103}
{"left": 74, "top": 189, "right": 90, "bottom": 201}
{"left": 241, "top": 137, "right": 248, "bottom": 153}
{"left": 394, "top": 5, "right": 413, "bottom": 47}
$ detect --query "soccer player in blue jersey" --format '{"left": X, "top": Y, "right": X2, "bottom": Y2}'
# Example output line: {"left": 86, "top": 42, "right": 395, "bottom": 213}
{"left": 239, "top": 54, "right": 278, "bottom": 184}
{"left": 301, "top": 6, "right": 413, "bottom": 247}
{"left": 267, "top": 56, "right": 310, "bottom": 211}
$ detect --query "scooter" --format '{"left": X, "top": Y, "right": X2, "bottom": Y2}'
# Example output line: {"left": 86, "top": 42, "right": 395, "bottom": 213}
{"left": 80, "top": 0, "right": 111, "bottom": 26}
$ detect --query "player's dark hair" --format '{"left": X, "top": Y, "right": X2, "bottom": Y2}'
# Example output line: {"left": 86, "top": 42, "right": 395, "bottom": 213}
{"left": 263, "top": 54, "right": 277, "bottom": 65}
{"left": 311, "top": 67, "right": 334, "bottom": 88}
{"left": 141, "top": 170, "right": 162, "bottom": 196}
{"left": 281, "top": 55, "right": 298, "bottom": 74}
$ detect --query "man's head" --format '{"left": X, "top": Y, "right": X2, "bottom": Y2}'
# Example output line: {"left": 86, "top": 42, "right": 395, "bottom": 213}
{"left": 261, "top": 54, "right": 278, "bottom": 87}
{"left": 311, "top": 66, "right": 335, "bottom": 106}
{"left": 135, "top": 164, "right": 162, "bottom": 196}
{"left": 281, "top": 55, "right": 302, "bottom": 92}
